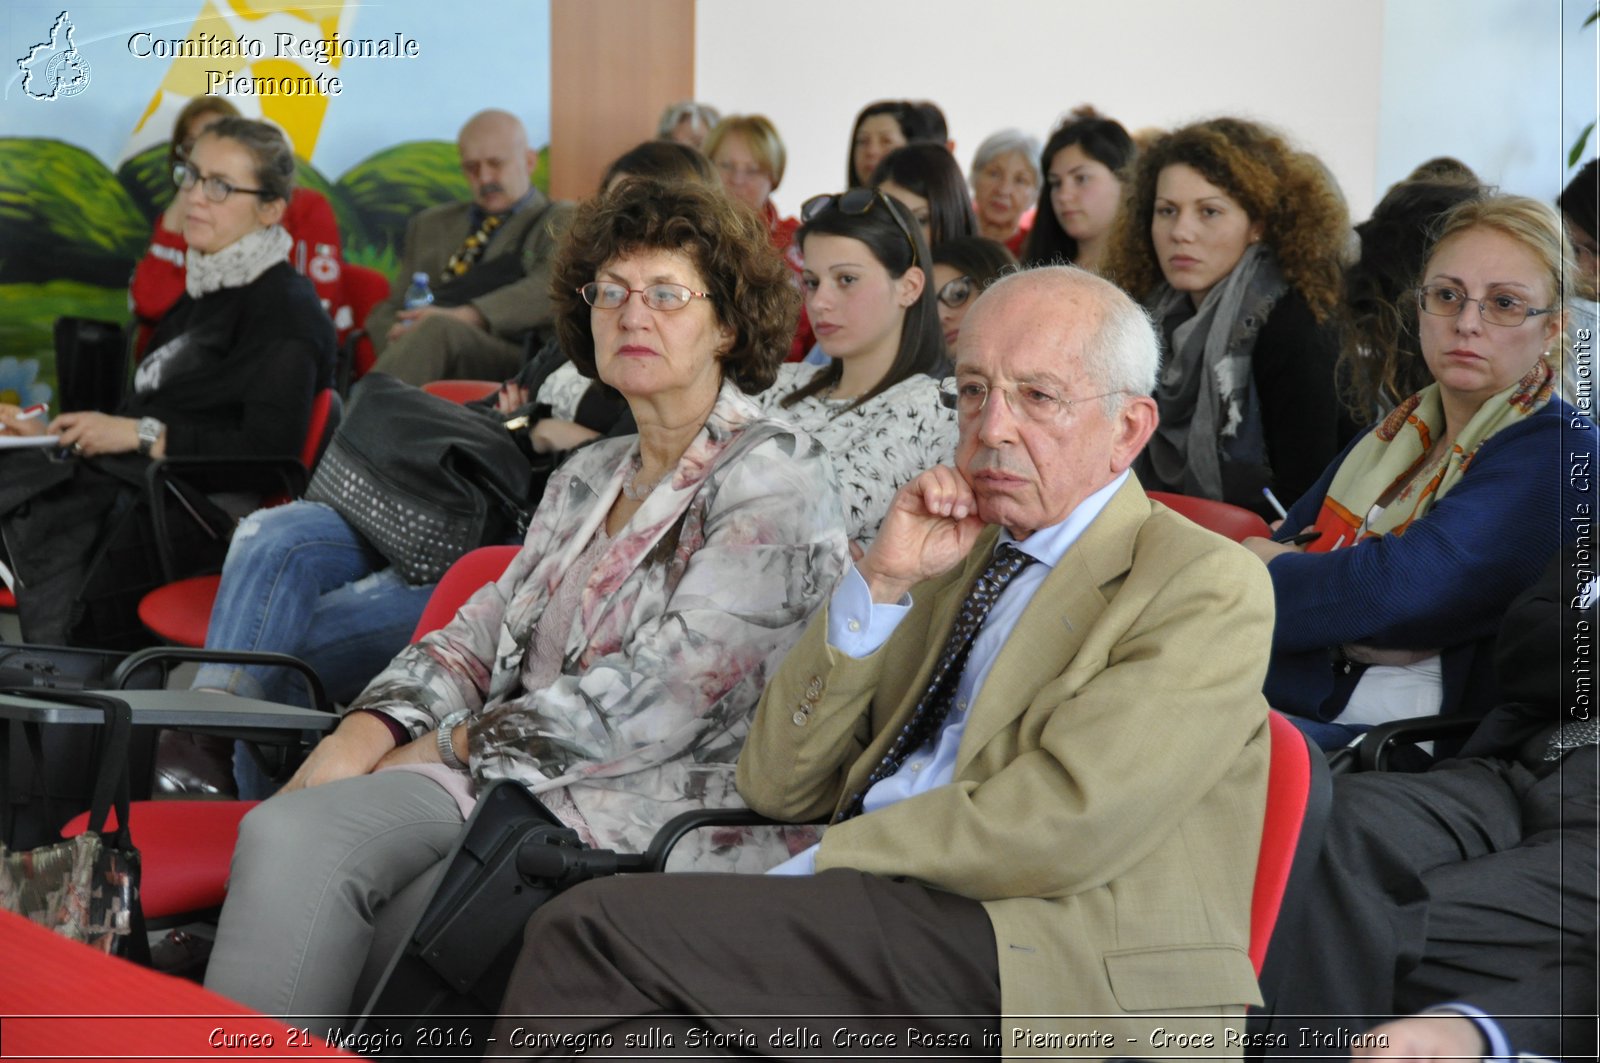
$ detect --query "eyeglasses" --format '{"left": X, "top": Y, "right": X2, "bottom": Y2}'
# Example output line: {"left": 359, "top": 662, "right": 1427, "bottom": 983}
{"left": 800, "top": 187, "right": 920, "bottom": 265}
{"left": 173, "top": 163, "right": 268, "bottom": 203}
{"left": 716, "top": 160, "right": 768, "bottom": 183}
{"left": 936, "top": 275, "right": 976, "bottom": 310}
{"left": 578, "top": 281, "right": 711, "bottom": 312}
{"left": 937, "top": 376, "right": 1122, "bottom": 423}
{"left": 1415, "top": 284, "right": 1555, "bottom": 327}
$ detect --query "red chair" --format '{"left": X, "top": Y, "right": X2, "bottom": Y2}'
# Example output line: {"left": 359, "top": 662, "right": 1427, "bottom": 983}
{"left": 336, "top": 262, "right": 392, "bottom": 393}
{"left": 1249, "top": 710, "right": 1330, "bottom": 977}
{"left": 136, "top": 388, "right": 341, "bottom": 647}
{"left": 1148, "top": 490, "right": 1273, "bottom": 543}
{"left": 0, "top": 909, "right": 357, "bottom": 1057}
{"left": 63, "top": 546, "right": 521, "bottom": 931}
{"left": 422, "top": 378, "right": 500, "bottom": 405}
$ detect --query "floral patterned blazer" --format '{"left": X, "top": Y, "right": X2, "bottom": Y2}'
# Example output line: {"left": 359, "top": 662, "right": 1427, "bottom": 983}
{"left": 349, "top": 381, "right": 849, "bottom": 869}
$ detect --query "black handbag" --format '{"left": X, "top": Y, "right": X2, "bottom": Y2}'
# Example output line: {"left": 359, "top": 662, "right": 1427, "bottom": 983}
{"left": 304, "top": 373, "right": 535, "bottom": 584}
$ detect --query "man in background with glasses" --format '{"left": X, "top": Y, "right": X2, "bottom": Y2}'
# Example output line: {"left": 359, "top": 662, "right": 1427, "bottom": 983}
{"left": 365, "top": 109, "right": 573, "bottom": 386}
{"left": 491, "top": 266, "right": 1276, "bottom": 1057}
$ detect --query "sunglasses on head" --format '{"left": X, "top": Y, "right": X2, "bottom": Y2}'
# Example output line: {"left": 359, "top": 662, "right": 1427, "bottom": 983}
{"left": 800, "top": 187, "right": 919, "bottom": 265}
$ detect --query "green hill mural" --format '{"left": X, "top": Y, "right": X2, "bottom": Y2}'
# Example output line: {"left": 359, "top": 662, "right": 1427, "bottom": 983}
{"left": 0, "top": 136, "right": 550, "bottom": 396}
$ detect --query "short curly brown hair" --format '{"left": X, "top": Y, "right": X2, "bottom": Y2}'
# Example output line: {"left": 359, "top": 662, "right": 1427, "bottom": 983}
{"left": 1103, "top": 117, "right": 1349, "bottom": 322}
{"left": 551, "top": 178, "right": 799, "bottom": 393}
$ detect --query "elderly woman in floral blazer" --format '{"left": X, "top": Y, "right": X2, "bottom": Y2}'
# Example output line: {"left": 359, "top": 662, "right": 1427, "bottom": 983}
{"left": 204, "top": 179, "right": 850, "bottom": 1023}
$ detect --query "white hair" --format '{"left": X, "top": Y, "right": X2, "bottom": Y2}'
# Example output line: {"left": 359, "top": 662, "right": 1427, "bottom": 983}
{"left": 969, "top": 128, "right": 1043, "bottom": 189}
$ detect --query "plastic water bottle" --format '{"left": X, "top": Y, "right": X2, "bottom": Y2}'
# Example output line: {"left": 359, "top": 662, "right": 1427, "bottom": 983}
{"left": 403, "top": 272, "right": 434, "bottom": 310}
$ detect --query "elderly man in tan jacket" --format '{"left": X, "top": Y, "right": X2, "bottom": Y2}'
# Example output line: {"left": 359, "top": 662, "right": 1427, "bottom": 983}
{"left": 491, "top": 266, "right": 1274, "bottom": 1061}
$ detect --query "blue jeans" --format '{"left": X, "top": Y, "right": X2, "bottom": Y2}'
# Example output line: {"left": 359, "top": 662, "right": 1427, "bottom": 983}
{"left": 190, "top": 501, "right": 435, "bottom": 795}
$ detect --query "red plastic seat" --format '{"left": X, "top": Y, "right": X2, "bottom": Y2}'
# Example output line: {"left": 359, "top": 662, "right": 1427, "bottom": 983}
{"left": 1148, "top": 490, "right": 1272, "bottom": 543}
{"left": 422, "top": 379, "right": 500, "bottom": 405}
{"left": 1249, "top": 711, "right": 1329, "bottom": 975}
{"left": 60, "top": 801, "right": 259, "bottom": 918}
{"left": 0, "top": 587, "right": 14, "bottom": 610}
{"left": 76, "top": 546, "right": 521, "bottom": 936}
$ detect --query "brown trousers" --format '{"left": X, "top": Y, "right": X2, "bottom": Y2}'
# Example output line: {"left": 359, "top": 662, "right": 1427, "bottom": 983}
{"left": 490, "top": 868, "right": 1001, "bottom": 1060}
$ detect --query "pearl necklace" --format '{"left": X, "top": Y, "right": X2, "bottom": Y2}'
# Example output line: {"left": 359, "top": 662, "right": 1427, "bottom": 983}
{"left": 622, "top": 456, "right": 668, "bottom": 501}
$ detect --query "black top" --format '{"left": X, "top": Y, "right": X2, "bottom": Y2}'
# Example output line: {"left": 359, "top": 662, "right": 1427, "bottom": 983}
{"left": 126, "top": 262, "right": 335, "bottom": 459}
{"left": 1245, "top": 289, "right": 1346, "bottom": 514}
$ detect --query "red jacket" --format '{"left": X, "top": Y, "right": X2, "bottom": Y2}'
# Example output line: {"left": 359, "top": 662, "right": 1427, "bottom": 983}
{"left": 129, "top": 186, "right": 345, "bottom": 354}
{"left": 765, "top": 202, "right": 813, "bottom": 362}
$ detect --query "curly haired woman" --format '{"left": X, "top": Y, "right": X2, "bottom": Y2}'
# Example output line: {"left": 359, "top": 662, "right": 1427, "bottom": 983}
{"left": 1105, "top": 117, "right": 1351, "bottom": 517}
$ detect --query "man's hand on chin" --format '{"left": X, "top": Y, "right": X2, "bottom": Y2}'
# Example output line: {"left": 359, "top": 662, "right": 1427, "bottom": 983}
{"left": 857, "top": 465, "right": 987, "bottom": 605}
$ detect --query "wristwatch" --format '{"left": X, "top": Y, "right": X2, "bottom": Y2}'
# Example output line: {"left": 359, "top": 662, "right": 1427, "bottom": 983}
{"left": 135, "top": 417, "right": 163, "bottom": 457}
{"left": 436, "top": 710, "right": 470, "bottom": 771}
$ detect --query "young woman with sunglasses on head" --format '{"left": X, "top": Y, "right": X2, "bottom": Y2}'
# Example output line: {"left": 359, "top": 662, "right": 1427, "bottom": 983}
{"left": 756, "top": 188, "right": 957, "bottom": 549}
{"left": 931, "top": 235, "right": 1017, "bottom": 350}
{"left": 1242, "top": 194, "right": 1596, "bottom": 749}
{"left": 1104, "top": 117, "right": 1349, "bottom": 519}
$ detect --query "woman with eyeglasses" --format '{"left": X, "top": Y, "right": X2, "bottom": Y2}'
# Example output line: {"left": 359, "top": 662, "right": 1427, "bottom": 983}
{"left": 0, "top": 117, "right": 334, "bottom": 646}
{"left": 201, "top": 177, "right": 849, "bottom": 1024}
{"left": 703, "top": 115, "right": 812, "bottom": 360}
{"left": 129, "top": 97, "right": 344, "bottom": 356}
{"left": 754, "top": 188, "right": 956, "bottom": 551}
{"left": 869, "top": 142, "right": 978, "bottom": 250}
{"left": 1241, "top": 194, "right": 1597, "bottom": 749}
{"left": 1103, "top": 117, "right": 1349, "bottom": 520}
{"left": 931, "top": 236, "right": 1018, "bottom": 350}
{"left": 1021, "top": 107, "right": 1134, "bottom": 274}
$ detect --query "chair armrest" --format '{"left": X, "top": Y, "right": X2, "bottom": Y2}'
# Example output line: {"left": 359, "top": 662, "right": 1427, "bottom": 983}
{"left": 1355, "top": 716, "right": 1482, "bottom": 773}
{"left": 111, "top": 646, "right": 332, "bottom": 715}
{"left": 641, "top": 808, "right": 825, "bottom": 872}
{"left": 143, "top": 456, "right": 308, "bottom": 581}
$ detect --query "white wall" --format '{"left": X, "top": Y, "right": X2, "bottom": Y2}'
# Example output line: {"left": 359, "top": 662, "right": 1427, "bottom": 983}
{"left": 696, "top": 0, "right": 1597, "bottom": 224}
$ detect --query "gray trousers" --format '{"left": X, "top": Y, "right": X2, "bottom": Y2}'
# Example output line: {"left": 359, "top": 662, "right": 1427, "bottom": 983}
{"left": 203, "top": 771, "right": 464, "bottom": 1025}
{"left": 371, "top": 313, "right": 524, "bottom": 385}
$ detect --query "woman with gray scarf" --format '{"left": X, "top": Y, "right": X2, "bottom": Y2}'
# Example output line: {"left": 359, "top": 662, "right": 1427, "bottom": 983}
{"left": 1105, "top": 118, "right": 1350, "bottom": 519}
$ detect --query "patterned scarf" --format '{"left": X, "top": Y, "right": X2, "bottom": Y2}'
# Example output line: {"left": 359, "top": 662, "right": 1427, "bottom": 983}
{"left": 185, "top": 225, "right": 292, "bottom": 298}
{"left": 1302, "top": 360, "right": 1554, "bottom": 551}
{"left": 1144, "top": 243, "right": 1287, "bottom": 500}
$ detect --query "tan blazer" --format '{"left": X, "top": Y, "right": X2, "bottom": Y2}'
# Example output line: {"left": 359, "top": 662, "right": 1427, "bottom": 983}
{"left": 367, "top": 190, "right": 573, "bottom": 350}
{"left": 738, "top": 477, "right": 1274, "bottom": 1060}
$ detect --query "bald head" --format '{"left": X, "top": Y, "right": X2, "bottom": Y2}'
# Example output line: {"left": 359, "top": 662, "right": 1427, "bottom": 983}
{"left": 458, "top": 109, "right": 537, "bottom": 213}
{"left": 962, "top": 266, "right": 1159, "bottom": 412}
{"left": 952, "top": 265, "right": 1159, "bottom": 538}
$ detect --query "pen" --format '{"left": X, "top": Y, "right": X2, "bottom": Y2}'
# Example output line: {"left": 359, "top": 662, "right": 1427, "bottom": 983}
{"left": 1260, "top": 487, "right": 1288, "bottom": 520}
{"left": 16, "top": 404, "right": 47, "bottom": 421}
{"left": 1286, "top": 530, "right": 1322, "bottom": 547}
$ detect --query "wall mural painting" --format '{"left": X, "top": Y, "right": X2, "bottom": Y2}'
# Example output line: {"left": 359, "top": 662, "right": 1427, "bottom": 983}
{"left": 1, "top": 0, "right": 552, "bottom": 401}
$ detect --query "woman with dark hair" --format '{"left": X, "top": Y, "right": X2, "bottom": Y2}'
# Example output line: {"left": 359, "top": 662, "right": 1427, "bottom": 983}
{"left": 846, "top": 100, "right": 919, "bottom": 188}
{"left": 129, "top": 97, "right": 344, "bottom": 355}
{"left": 0, "top": 118, "right": 335, "bottom": 646}
{"left": 758, "top": 188, "right": 956, "bottom": 548}
{"left": 1104, "top": 117, "right": 1349, "bottom": 518}
{"left": 930, "top": 235, "right": 1017, "bottom": 350}
{"left": 601, "top": 138, "right": 717, "bottom": 190}
{"left": 201, "top": 176, "right": 850, "bottom": 1023}
{"left": 1246, "top": 194, "right": 1595, "bottom": 747}
{"left": 869, "top": 143, "right": 978, "bottom": 249}
{"left": 1020, "top": 107, "right": 1134, "bottom": 273}
{"left": 1340, "top": 171, "right": 1481, "bottom": 421}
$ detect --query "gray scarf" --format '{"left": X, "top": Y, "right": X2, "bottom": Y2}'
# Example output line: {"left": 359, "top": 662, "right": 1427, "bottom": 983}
{"left": 185, "top": 225, "right": 292, "bottom": 299}
{"left": 1144, "top": 243, "right": 1287, "bottom": 500}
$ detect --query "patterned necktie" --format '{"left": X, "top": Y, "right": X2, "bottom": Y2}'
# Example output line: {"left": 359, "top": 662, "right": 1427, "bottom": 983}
{"left": 442, "top": 211, "right": 507, "bottom": 280}
{"left": 1545, "top": 718, "right": 1599, "bottom": 761}
{"left": 834, "top": 541, "right": 1036, "bottom": 823}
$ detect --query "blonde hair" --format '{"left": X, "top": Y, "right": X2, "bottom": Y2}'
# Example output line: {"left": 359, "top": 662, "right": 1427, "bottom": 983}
{"left": 703, "top": 115, "right": 786, "bottom": 189}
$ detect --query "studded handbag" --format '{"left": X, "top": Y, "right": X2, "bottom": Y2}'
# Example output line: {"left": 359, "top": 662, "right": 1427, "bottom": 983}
{"left": 305, "top": 373, "right": 535, "bottom": 584}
